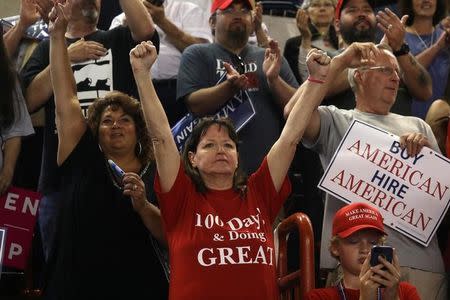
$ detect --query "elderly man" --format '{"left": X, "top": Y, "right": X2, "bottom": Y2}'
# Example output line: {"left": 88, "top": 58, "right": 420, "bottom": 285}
{"left": 20, "top": 0, "right": 157, "bottom": 263}
{"left": 177, "top": 0, "right": 298, "bottom": 174}
{"left": 324, "top": 0, "right": 432, "bottom": 117}
{"left": 286, "top": 43, "right": 446, "bottom": 299}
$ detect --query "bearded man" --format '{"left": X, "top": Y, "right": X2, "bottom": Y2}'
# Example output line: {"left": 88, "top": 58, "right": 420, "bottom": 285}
{"left": 176, "top": 0, "right": 298, "bottom": 174}
{"left": 324, "top": 0, "right": 432, "bottom": 116}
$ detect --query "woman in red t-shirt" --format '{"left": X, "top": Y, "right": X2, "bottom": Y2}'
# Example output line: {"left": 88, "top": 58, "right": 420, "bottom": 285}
{"left": 128, "top": 38, "right": 336, "bottom": 298}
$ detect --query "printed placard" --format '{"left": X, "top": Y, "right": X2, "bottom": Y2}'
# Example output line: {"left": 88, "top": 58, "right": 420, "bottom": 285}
{"left": 318, "top": 120, "right": 450, "bottom": 246}
{"left": 0, "top": 227, "right": 6, "bottom": 280}
{"left": 0, "top": 187, "right": 42, "bottom": 269}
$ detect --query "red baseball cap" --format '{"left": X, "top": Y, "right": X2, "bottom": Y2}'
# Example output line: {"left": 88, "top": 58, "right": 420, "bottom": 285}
{"left": 332, "top": 202, "right": 386, "bottom": 238}
{"left": 211, "top": 0, "right": 254, "bottom": 14}
{"left": 334, "top": 0, "right": 375, "bottom": 20}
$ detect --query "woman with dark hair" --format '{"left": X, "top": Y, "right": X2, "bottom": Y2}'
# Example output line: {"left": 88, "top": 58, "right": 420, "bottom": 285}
{"left": 0, "top": 27, "right": 34, "bottom": 194}
{"left": 284, "top": 0, "right": 338, "bottom": 83}
{"left": 131, "top": 32, "right": 332, "bottom": 298}
{"left": 46, "top": 3, "right": 168, "bottom": 299}
{"left": 401, "top": 0, "right": 450, "bottom": 119}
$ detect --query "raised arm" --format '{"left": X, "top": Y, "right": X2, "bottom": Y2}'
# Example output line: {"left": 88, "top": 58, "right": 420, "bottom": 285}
{"left": 48, "top": 0, "right": 87, "bottom": 165}
{"left": 130, "top": 41, "right": 179, "bottom": 192}
{"left": 3, "top": 0, "right": 41, "bottom": 56}
{"left": 253, "top": 3, "right": 270, "bottom": 48}
{"left": 284, "top": 42, "right": 382, "bottom": 143}
{"left": 120, "top": 0, "right": 155, "bottom": 42}
{"left": 377, "top": 9, "right": 432, "bottom": 101}
{"left": 267, "top": 49, "right": 330, "bottom": 191}
{"left": 143, "top": 1, "right": 209, "bottom": 52}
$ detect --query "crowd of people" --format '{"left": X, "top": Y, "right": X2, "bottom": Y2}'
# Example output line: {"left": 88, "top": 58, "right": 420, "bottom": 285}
{"left": 1, "top": 0, "right": 450, "bottom": 298}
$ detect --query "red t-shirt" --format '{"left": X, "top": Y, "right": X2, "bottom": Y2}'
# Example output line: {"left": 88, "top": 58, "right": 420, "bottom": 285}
{"left": 155, "top": 157, "right": 291, "bottom": 300}
{"left": 304, "top": 282, "right": 420, "bottom": 300}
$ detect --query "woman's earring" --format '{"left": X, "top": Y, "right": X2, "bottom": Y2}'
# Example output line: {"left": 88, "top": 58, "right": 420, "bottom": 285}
{"left": 137, "top": 141, "right": 143, "bottom": 156}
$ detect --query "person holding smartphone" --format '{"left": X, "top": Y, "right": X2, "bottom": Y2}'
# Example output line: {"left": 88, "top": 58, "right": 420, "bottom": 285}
{"left": 305, "top": 202, "right": 420, "bottom": 300}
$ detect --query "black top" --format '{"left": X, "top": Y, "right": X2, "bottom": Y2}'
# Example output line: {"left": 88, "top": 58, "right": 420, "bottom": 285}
{"left": 20, "top": 27, "right": 160, "bottom": 195}
{"left": 44, "top": 130, "right": 168, "bottom": 299}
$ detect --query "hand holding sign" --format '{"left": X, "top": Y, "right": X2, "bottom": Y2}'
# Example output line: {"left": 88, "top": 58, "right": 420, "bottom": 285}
{"left": 399, "top": 132, "right": 430, "bottom": 157}
{"left": 319, "top": 120, "right": 450, "bottom": 246}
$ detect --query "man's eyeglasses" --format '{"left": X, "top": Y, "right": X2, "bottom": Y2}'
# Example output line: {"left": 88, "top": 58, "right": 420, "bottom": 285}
{"left": 217, "top": 7, "right": 252, "bottom": 16}
{"left": 359, "top": 66, "right": 399, "bottom": 77}
{"left": 231, "top": 54, "right": 246, "bottom": 75}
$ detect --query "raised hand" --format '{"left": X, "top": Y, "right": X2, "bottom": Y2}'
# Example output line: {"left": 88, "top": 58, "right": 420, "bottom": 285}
{"left": 35, "top": 0, "right": 53, "bottom": 24}
{"left": 223, "top": 62, "right": 249, "bottom": 90}
{"left": 377, "top": 8, "right": 408, "bottom": 52}
{"left": 143, "top": 0, "right": 166, "bottom": 25}
{"left": 263, "top": 40, "right": 282, "bottom": 82}
{"left": 306, "top": 48, "right": 331, "bottom": 82}
{"left": 296, "top": 9, "right": 312, "bottom": 42}
{"left": 336, "top": 42, "right": 380, "bottom": 69}
{"left": 435, "top": 29, "right": 450, "bottom": 51}
{"left": 253, "top": 2, "right": 264, "bottom": 32}
{"left": 19, "top": 0, "right": 41, "bottom": 28}
{"left": 48, "top": 0, "right": 72, "bottom": 36}
{"left": 68, "top": 38, "right": 107, "bottom": 63}
{"left": 130, "top": 41, "right": 158, "bottom": 75}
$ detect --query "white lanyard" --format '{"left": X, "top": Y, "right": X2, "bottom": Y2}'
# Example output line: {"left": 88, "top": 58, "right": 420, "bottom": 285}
{"left": 337, "top": 281, "right": 381, "bottom": 300}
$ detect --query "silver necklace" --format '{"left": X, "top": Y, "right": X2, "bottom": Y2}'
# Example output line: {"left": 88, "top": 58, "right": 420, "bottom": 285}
{"left": 411, "top": 27, "right": 435, "bottom": 50}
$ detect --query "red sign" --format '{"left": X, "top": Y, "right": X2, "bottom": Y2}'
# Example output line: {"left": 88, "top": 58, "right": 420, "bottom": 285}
{"left": 0, "top": 186, "right": 41, "bottom": 269}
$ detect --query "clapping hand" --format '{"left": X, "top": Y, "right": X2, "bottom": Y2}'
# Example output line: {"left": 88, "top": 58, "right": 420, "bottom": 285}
{"left": 224, "top": 62, "right": 249, "bottom": 91}
{"left": 263, "top": 40, "right": 282, "bottom": 82}
{"left": 19, "top": 0, "right": 41, "bottom": 28}
{"left": 377, "top": 8, "right": 408, "bottom": 52}
{"left": 48, "top": 0, "right": 71, "bottom": 36}
{"left": 296, "top": 8, "right": 312, "bottom": 42}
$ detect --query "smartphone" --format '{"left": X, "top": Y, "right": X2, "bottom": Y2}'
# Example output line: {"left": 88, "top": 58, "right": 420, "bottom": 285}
{"left": 108, "top": 159, "right": 125, "bottom": 179}
{"left": 146, "top": 0, "right": 165, "bottom": 6}
{"left": 370, "top": 245, "right": 393, "bottom": 267}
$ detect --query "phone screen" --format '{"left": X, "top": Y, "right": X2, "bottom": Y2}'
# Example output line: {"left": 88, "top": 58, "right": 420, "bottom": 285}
{"left": 370, "top": 245, "right": 393, "bottom": 267}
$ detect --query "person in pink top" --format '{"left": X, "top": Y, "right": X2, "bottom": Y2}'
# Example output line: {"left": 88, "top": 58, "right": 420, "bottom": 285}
{"left": 305, "top": 202, "right": 420, "bottom": 300}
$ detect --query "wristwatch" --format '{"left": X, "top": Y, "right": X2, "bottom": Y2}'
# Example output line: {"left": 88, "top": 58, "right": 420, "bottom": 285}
{"left": 393, "top": 43, "right": 410, "bottom": 57}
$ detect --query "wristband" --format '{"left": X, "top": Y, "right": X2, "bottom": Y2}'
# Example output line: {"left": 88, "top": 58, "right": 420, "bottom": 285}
{"left": 307, "top": 76, "right": 325, "bottom": 84}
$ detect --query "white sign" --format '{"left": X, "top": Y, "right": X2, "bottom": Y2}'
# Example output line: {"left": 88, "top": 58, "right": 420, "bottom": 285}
{"left": 0, "top": 228, "right": 6, "bottom": 281}
{"left": 318, "top": 120, "right": 450, "bottom": 246}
